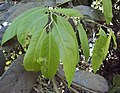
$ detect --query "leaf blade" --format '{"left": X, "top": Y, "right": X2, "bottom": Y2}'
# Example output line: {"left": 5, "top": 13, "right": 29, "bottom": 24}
{"left": 23, "top": 28, "right": 47, "bottom": 71}
{"left": 2, "top": 7, "right": 46, "bottom": 45}
{"left": 53, "top": 8, "right": 83, "bottom": 17}
{"left": 102, "top": 0, "right": 113, "bottom": 24}
{"left": 77, "top": 22, "right": 90, "bottom": 61}
{"left": 92, "top": 28, "right": 107, "bottom": 73}
{"left": 111, "top": 31, "right": 117, "bottom": 49}
{"left": 103, "top": 31, "right": 112, "bottom": 59}
{"left": 41, "top": 32, "right": 59, "bottom": 78}
{"left": 17, "top": 8, "right": 48, "bottom": 46}
{"left": 52, "top": 15, "right": 79, "bottom": 86}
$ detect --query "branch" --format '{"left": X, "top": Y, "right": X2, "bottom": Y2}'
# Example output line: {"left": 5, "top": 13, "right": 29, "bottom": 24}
{"left": 72, "top": 82, "right": 101, "bottom": 93}
{"left": 57, "top": 73, "right": 102, "bottom": 93}
{"left": 56, "top": 74, "right": 79, "bottom": 93}
{"left": 52, "top": 78, "right": 60, "bottom": 93}
{"left": 84, "top": 19, "right": 112, "bottom": 31}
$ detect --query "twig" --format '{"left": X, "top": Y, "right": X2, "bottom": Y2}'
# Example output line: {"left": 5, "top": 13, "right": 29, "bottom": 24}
{"left": 69, "top": 86, "right": 80, "bottom": 93}
{"left": 57, "top": 73, "right": 102, "bottom": 93}
{"left": 72, "top": 82, "right": 102, "bottom": 93}
{"left": 85, "top": 19, "right": 112, "bottom": 31}
{"left": 56, "top": 74, "right": 79, "bottom": 93}
{"left": 52, "top": 78, "right": 60, "bottom": 93}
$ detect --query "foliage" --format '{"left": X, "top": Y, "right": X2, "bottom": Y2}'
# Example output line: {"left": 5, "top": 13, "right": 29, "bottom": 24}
{"left": 102, "top": 0, "right": 113, "bottom": 24}
{"left": 77, "top": 22, "right": 89, "bottom": 61}
{"left": 92, "top": 28, "right": 116, "bottom": 73}
{"left": 1, "top": 0, "right": 117, "bottom": 86}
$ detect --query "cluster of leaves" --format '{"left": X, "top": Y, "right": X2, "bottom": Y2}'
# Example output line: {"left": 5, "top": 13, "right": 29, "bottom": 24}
{"left": 2, "top": 7, "right": 82, "bottom": 86}
{"left": 1, "top": 0, "right": 117, "bottom": 86}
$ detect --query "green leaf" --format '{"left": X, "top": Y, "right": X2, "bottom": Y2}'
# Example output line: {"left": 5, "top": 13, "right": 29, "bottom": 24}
{"left": 2, "top": 7, "right": 46, "bottom": 45}
{"left": 92, "top": 28, "right": 107, "bottom": 73}
{"left": 111, "top": 31, "right": 117, "bottom": 49}
{"left": 2, "top": 25, "right": 17, "bottom": 45}
{"left": 23, "top": 28, "right": 47, "bottom": 71}
{"left": 17, "top": 8, "right": 48, "bottom": 46}
{"left": 77, "top": 22, "right": 90, "bottom": 61}
{"left": 53, "top": 8, "right": 83, "bottom": 17}
{"left": 40, "top": 32, "right": 59, "bottom": 78}
{"left": 102, "top": 0, "right": 113, "bottom": 24}
{"left": 52, "top": 15, "right": 79, "bottom": 86}
{"left": 12, "top": 7, "right": 46, "bottom": 23}
{"left": 103, "top": 31, "right": 112, "bottom": 59}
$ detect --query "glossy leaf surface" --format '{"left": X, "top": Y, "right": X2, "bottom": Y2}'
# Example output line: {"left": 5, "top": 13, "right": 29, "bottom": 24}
{"left": 40, "top": 32, "right": 59, "bottom": 78}
{"left": 52, "top": 15, "right": 79, "bottom": 86}
{"left": 77, "top": 22, "right": 90, "bottom": 61}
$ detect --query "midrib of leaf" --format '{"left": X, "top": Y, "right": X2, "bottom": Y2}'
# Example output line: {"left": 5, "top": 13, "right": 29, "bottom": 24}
{"left": 28, "top": 28, "right": 46, "bottom": 67}
{"left": 53, "top": 16, "right": 78, "bottom": 85}
{"left": 60, "top": 17, "right": 79, "bottom": 64}
{"left": 54, "top": 22, "right": 71, "bottom": 66}
{"left": 57, "top": 16, "right": 78, "bottom": 66}
{"left": 54, "top": 22, "right": 72, "bottom": 84}
{"left": 48, "top": 33, "right": 52, "bottom": 76}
